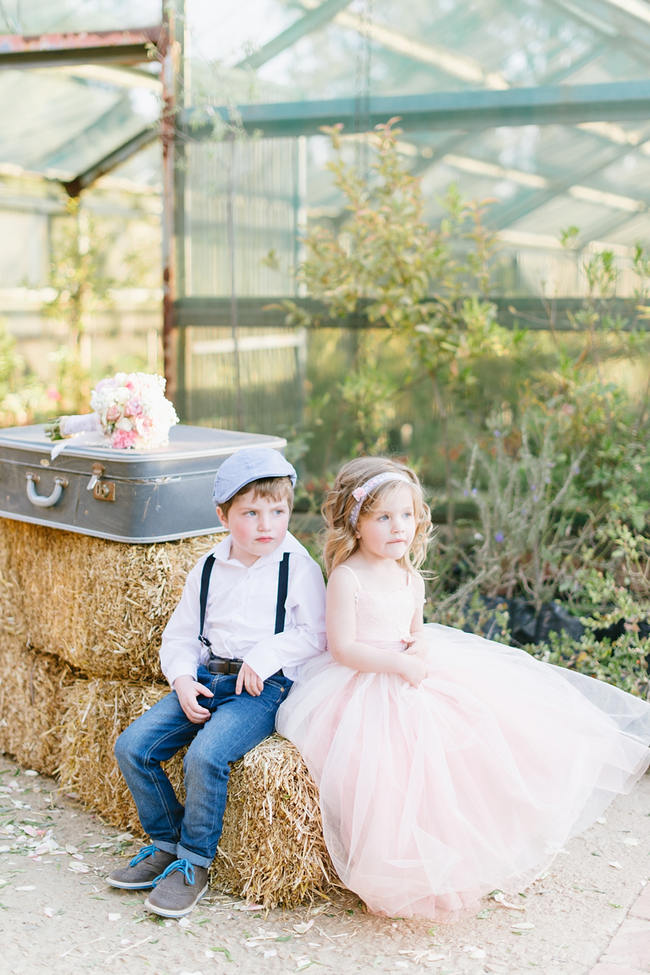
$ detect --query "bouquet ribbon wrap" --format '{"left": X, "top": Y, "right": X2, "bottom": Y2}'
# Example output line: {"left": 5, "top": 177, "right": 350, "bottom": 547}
{"left": 50, "top": 414, "right": 105, "bottom": 459}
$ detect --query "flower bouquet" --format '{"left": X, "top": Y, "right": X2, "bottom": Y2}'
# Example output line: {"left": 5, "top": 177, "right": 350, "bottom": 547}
{"left": 46, "top": 372, "right": 179, "bottom": 452}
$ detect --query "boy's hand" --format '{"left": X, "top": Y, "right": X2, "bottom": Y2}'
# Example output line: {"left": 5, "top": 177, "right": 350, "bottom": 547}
{"left": 235, "top": 662, "right": 264, "bottom": 697}
{"left": 173, "top": 674, "right": 213, "bottom": 723}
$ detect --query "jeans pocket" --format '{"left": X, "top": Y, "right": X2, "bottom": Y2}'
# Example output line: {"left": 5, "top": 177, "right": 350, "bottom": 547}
{"left": 258, "top": 679, "right": 291, "bottom": 712}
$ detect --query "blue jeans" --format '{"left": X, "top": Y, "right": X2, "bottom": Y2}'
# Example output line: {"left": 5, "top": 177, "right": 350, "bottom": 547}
{"left": 114, "top": 666, "right": 292, "bottom": 868}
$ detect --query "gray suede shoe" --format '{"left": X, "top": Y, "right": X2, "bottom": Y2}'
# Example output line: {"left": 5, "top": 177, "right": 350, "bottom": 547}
{"left": 143, "top": 858, "right": 209, "bottom": 918}
{"left": 107, "top": 844, "right": 176, "bottom": 890}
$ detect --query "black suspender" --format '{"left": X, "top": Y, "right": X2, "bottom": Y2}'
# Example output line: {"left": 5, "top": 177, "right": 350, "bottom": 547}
{"left": 198, "top": 554, "right": 216, "bottom": 648}
{"left": 274, "top": 552, "right": 290, "bottom": 635}
{"left": 198, "top": 551, "right": 290, "bottom": 649}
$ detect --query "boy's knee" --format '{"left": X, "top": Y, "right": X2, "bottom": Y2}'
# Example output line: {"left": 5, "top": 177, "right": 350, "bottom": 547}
{"left": 114, "top": 725, "right": 135, "bottom": 766}
{"left": 184, "top": 739, "right": 227, "bottom": 777}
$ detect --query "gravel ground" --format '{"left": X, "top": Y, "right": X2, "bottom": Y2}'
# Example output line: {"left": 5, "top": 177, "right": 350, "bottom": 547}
{"left": 1, "top": 755, "right": 648, "bottom": 975}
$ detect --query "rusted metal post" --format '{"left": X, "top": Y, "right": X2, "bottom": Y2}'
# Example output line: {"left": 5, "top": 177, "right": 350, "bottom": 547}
{"left": 160, "top": 3, "right": 179, "bottom": 407}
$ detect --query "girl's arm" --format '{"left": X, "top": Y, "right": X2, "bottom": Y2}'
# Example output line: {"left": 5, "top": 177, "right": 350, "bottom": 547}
{"left": 405, "top": 574, "right": 429, "bottom": 656}
{"left": 326, "top": 566, "right": 426, "bottom": 686}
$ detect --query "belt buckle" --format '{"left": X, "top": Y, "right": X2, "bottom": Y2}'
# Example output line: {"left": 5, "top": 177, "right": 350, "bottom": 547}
{"left": 208, "top": 656, "right": 242, "bottom": 675}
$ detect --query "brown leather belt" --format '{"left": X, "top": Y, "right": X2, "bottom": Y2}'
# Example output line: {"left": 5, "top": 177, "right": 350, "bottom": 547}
{"left": 207, "top": 657, "right": 243, "bottom": 675}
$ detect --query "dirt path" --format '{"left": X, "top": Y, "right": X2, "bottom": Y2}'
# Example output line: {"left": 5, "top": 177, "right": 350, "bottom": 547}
{"left": 1, "top": 755, "right": 648, "bottom": 975}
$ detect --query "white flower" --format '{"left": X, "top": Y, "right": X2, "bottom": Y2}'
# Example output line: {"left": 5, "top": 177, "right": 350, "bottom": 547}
{"left": 86, "top": 372, "right": 179, "bottom": 450}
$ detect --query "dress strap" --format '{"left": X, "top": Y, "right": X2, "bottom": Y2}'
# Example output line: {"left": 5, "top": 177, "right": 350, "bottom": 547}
{"left": 338, "top": 563, "right": 362, "bottom": 590}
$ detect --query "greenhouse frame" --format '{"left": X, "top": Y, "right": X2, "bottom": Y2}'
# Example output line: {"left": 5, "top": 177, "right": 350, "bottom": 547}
{"left": 0, "top": 0, "right": 648, "bottom": 431}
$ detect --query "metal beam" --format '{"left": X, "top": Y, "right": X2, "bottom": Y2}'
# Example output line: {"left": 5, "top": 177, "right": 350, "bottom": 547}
{"left": 60, "top": 126, "right": 158, "bottom": 197}
{"left": 0, "top": 27, "right": 162, "bottom": 68}
{"left": 236, "top": 0, "right": 354, "bottom": 70}
{"left": 174, "top": 295, "right": 649, "bottom": 332}
{"left": 180, "top": 81, "right": 650, "bottom": 139}
{"left": 400, "top": 43, "right": 612, "bottom": 179}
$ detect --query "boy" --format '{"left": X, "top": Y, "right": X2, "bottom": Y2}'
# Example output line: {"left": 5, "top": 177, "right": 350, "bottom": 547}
{"left": 108, "top": 447, "right": 326, "bottom": 918}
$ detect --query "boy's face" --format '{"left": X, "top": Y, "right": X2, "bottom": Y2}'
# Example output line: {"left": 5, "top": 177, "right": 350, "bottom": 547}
{"left": 217, "top": 488, "right": 291, "bottom": 566}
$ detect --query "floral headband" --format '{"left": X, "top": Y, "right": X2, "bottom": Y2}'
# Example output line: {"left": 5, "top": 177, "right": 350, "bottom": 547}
{"left": 349, "top": 472, "right": 412, "bottom": 529}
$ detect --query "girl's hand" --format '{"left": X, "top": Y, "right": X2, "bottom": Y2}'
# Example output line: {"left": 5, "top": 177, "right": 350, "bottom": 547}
{"left": 398, "top": 653, "right": 427, "bottom": 687}
{"left": 404, "top": 636, "right": 428, "bottom": 659}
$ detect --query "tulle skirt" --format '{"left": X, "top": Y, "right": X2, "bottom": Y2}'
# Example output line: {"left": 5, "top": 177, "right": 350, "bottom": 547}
{"left": 276, "top": 623, "right": 650, "bottom": 919}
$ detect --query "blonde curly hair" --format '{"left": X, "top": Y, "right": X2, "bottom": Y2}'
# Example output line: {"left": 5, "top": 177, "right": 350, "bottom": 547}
{"left": 322, "top": 456, "right": 432, "bottom": 575}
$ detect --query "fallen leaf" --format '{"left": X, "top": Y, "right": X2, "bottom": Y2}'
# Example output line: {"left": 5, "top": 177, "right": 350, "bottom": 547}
{"left": 68, "top": 861, "right": 90, "bottom": 873}
{"left": 209, "top": 946, "right": 233, "bottom": 962}
{"left": 489, "top": 890, "right": 526, "bottom": 911}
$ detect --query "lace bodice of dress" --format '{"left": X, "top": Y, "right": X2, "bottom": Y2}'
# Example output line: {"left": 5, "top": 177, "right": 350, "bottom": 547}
{"left": 340, "top": 564, "right": 414, "bottom": 650}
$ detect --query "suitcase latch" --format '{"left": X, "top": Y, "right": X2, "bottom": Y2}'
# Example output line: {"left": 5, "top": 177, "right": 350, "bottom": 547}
{"left": 93, "top": 480, "right": 115, "bottom": 502}
{"left": 88, "top": 462, "right": 115, "bottom": 502}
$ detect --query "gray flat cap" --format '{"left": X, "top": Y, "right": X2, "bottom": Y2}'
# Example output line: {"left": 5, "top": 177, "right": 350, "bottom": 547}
{"left": 212, "top": 447, "right": 297, "bottom": 505}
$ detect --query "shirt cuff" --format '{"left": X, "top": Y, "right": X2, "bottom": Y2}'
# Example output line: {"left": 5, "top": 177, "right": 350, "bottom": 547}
{"left": 163, "top": 659, "right": 198, "bottom": 688}
{"left": 243, "top": 646, "right": 281, "bottom": 683}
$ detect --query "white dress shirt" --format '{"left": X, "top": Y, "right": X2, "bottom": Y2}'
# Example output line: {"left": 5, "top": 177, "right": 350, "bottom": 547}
{"left": 159, "top": 530, "right": 327, "bottom": 687}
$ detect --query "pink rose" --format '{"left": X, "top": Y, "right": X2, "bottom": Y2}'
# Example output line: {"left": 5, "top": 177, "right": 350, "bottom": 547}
{"left": 111, "top": 429, "right": 137, "bottom": 449}
{"left": 124, "top": 397, "right": 143, "bottom": 417}
{"left": 106, "top": 404, "right": 121, "bottom": 422}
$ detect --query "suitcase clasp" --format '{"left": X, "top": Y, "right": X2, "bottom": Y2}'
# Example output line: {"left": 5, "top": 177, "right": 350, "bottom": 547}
{"left": 87, "top": 462, "right": 105, "bottom": 492}
{"left": 87, "top": 462, "right": 115, "bottom": 501}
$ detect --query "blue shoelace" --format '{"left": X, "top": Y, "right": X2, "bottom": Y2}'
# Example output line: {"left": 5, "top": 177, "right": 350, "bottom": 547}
{"left": 129, "top": 843, "right": 160, "bottom": 866}
{"left": 153, "top": 857, "right": 194, "bottom": 886}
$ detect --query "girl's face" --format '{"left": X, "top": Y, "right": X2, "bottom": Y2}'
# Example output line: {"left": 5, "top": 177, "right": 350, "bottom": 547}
{"left": 355, "top": 484, "right": 416, "bottom": 563}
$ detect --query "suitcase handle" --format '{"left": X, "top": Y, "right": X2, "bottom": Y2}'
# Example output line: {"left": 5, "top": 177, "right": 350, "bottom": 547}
{"left": 25, "top": 472, "right": 68, "bottom": 508}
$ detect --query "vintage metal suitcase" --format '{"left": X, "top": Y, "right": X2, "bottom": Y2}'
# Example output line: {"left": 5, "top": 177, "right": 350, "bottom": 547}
{"left": 0, "top": 423, "right": 287, "bottom": 543}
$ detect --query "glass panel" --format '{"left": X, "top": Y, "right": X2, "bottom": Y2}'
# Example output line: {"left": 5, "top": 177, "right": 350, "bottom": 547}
{"left": 0, "top": 0, "right": 161, "bottom": 33}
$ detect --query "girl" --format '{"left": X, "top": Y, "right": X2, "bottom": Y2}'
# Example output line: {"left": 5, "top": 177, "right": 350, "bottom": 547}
{"left": 276, "top": 456, "right": 650, "bottom": 920}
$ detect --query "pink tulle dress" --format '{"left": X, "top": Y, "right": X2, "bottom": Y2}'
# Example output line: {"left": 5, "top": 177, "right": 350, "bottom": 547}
{"left": 275, "top": 565, "right": 650, "bottom": 920}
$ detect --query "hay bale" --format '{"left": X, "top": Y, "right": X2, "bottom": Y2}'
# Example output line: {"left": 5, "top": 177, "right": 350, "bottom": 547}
{"left": 0, "top": 524, "right": 26, "bottom": 641}
{"left": 0, "top": 520, "right": 222, "bottom": 680}
{"left": 212, "top": 734, "right": 339, "bottom": 909}
{"left": 58, "top": 678, "right": 339, "bottom": 909}
{"left": 57, "top": 677, "right": 184, "bottom": 833}
{"left": 0, "top": 635, "right": 73, "bottom": 774}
